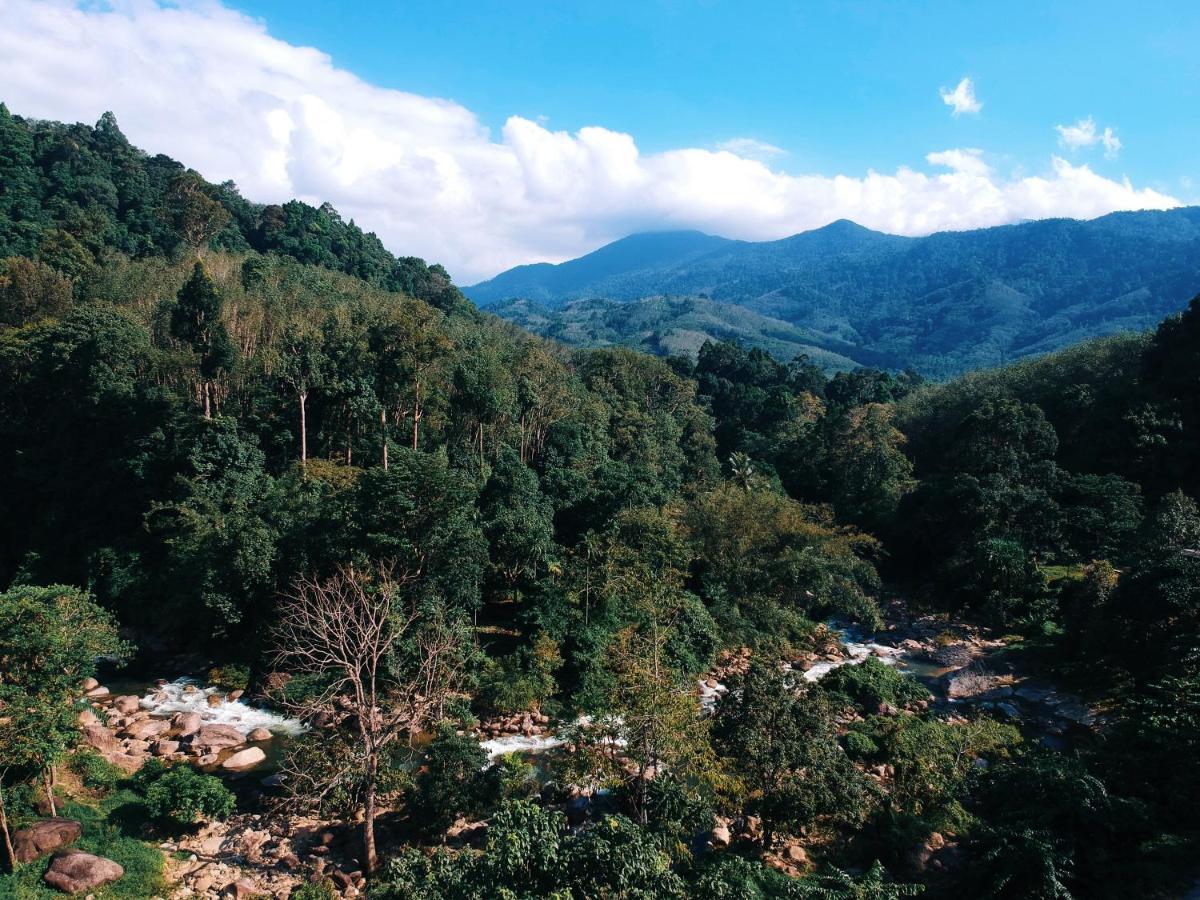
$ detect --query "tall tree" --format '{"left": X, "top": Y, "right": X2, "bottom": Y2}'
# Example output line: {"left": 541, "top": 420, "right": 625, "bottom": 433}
{"left": 164, "top": 172, "right": 231, "bottom": 256}
{"left": 277, "top": 320, "right": 329, "bottom": 474}
{"left": 273, "top": 563, "right": 463, "bottom": 873}
{"left": 713, "top": 660, "right": 874, "bottom": 851}
{"left": 169, "top": 262, "right": 236, "bottom": 417}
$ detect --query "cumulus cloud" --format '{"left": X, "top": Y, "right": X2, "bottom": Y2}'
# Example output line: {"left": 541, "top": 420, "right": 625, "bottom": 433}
{"left": 926, "top": 148, "right": 991, "bottom": 178}
{"left": 940, "top": 77, "right": 982, "bottom": 116}
{"left": 1056, "top": 117, "right": 1122, "bottom": 159}
{"left": 0, "top": 2, "right": 1175, "bottom": 282}
{"left": 715, "top": 138, "right": 787, "bottom": 161}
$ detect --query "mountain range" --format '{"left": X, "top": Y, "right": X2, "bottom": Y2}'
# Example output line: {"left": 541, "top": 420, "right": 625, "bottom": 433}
{"left": 467, "top": 209, "right": 1200, "bottom": 375}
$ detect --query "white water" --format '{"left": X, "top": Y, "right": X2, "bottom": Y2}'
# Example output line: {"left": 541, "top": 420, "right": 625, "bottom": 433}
{"left": 479, "top": 733, "right": 565, "bottom": 759}
{"left": 698, "top": 679, "right": 728, "bottom": 713}
{"left": 138, "top": 679, "right": 307, "bottom": 737}
{"left": 802, "top": 627, "right": 904, "bottom": 683}
{"left": 479, "top": 629, "right": 906, "bottom": 758}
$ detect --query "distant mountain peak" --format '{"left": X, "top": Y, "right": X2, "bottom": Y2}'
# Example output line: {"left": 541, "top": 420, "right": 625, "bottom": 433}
{"left": 473, "top": 206, "right": 1200, "bottom": 376}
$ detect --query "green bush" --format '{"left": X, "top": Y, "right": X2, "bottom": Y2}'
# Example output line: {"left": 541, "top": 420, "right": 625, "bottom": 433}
{"left": 477, "top": 635, "right": 561, "bottom": 715}
{"left": 820, "top": 658, "right": 929, "bottom": 712}
{"left": 409, "top": 724, "right": 495, "bottom": 837}
{"left": 490, "top": 754, "right": 541, "bottom": 803}
{"left": 0, "top": 792, "right": 165, "bottom": 898}
{"left": 130, "top": 757, "right": 169, "bottom": 793}
{"left": 70, "top": 749, "right": 125, "bottom": 790}
{"left": 291, "top": 881, "right": 338, "bottom": 900}
{"left": 844, "top": 730, "right": 881, "bottom": 761}
{"left": 143, "top": 766, "right": 235, "bottom": 827}
{"left": 207, "top": 663, "right": 250, "bottom": 692}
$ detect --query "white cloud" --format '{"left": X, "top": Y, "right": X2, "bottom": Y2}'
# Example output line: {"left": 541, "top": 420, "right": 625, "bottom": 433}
{"left": 940, "top": 77, "right": 982, "bottom": 116}
{"left": 0, "top": 2, "right": 1175, "bottom": 283}
{"left": 926, "top": 148, "right": 991, "bottom": 178}
{"left": 1056, "top": 117, "right": 1122, "bottom": 159}
{"left": 715, "top": 138, "right": 787, "bottom": 161}
{"left": 1100, "top": 127, "right": 1121, "bottom": 159}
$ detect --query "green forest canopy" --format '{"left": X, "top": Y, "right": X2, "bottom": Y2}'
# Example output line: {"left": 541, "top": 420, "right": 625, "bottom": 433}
{"left": 2, "top": 105, "right": 1200, "bottom": 898}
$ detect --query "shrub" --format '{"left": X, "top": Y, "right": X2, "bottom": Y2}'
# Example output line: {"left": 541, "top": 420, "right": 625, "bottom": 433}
{"left": 490, "top": 754, "right": 540, "bottom": 803}
{"left": 207, "top": 663, "right": 250, "bottom": 692}
{"left": 131, "top": 757, "right": 170, "bottom": 793}
{"left": 477, "top": 634, "right": 562, "bottom": 715}
{"left": 820, "top": 658, "right": 929, "bottom": 712}
{"left": 291, "top": 881, "right": 338, "bottom": 900}
{"left": 844, "top": 730, "right": 881, "bottom": 761}
{"left": 409, "top": 724, "right": 495, "bottom": 837}
{"left": 143, "top": 766, "right": 235, "bottom": 827}
{"left": 70, "top": 749, "right": 124, "bottom": 790}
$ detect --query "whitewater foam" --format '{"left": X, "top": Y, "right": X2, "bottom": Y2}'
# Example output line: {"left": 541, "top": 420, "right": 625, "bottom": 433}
{"left": 139, "top": 679, "right": 307, "bottom": 737}
{"left": 801, "top": 627, "right": 904, "bottom": 683}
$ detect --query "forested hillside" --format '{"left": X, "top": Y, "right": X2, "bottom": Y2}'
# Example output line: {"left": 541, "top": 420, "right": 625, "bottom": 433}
{"left": 490, "top": 295, "right": 864, "bottom": 368}
{"left": 2, "top": 106, "right": 1200, "bottom": 900}
{"left": 469, "top": 213, "right": 1200, "bottom": 375}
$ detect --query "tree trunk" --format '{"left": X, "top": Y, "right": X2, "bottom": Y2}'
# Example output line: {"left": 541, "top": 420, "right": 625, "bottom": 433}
{"left": 0, "top": 782, "right": 15, "bottom": 874}
{"left": 411, "top": 379, "right": 422, "bottom": 450}
{"left": 44, "top": 768, "right": 56, "bottom": 816}
{"left": 762, "top": 822, "right": 775, "bottom": 852}
{"left": 381, "top": 408, "right": 389, "bottom": 471}
{"left": 363, "top": 752, "right": 379, "bottom": 874}
{"left": 299, "top": 389, "right": 308, "bottom": 474}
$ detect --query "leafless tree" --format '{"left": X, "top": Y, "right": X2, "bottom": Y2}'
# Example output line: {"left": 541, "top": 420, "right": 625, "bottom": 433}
{"left": 272, "top": 563, "right": 461, "bottom": 874}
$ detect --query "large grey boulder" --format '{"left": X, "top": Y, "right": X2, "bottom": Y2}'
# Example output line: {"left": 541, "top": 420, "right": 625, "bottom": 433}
{"left": 946, "top": 671, "right": 1007, "bottom": 699}
{"left": 923, "top": 642, "right": 978, "bottom": 669}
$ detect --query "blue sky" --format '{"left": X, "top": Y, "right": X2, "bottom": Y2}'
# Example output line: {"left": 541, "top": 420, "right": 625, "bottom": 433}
{"left": 0, "top": 1, "right": 1195, "bottom": 281}
{"left": 234, "top": 0, "right": 1198, "bottom": 196}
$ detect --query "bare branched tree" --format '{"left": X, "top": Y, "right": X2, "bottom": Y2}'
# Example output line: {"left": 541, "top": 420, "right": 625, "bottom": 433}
{"left": 272, "top": 562, "right": 461, "bottom": 873}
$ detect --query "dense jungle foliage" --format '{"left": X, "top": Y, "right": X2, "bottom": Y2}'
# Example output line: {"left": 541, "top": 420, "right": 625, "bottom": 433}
{"left": 2, "top": 106, "right": 1200, "bottom": 899}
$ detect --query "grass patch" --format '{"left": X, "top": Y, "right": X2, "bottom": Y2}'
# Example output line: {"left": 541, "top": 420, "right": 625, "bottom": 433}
{"left": 1041, "top": 563, "right": 1086, "bottom": 584}
{"left": 0, "top": 791, "right": 165, "bottom": 899}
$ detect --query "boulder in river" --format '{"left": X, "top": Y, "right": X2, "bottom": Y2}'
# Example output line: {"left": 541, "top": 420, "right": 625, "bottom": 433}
{"left": 924, "top": 642, "right": 978, "bottom": 669}
{"left": 246, "top": 727, "right": 272, "bottom": 742}
{"left": 190, "top": 723, "right": 246, "bottom": 752}
{"left": 123, "top": 718, "right": 170, "bottom": 741}
{"left": 111, "top": 695, "right": 141, "bottom": 715}
{"left": 80, "top": 677, "right": 99, "bottom": 692}
{"left": 14, "top": 818, "right": 81, "bottom": 863}
{"left": 222, "top": 747, "right": 266, "bottom": 770}
{"left": 43, "top": 849, "right": 124, "bottom": 894}
{"left": 173, "top": 711, "right": 203, "bottom": 736}
{"left": 946, "top": 671, "right": 1007, "bottom": 699}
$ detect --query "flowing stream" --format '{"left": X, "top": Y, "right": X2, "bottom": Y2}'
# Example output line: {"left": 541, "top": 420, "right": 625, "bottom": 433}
{"left": 137, "top": 679, "right": 307, "bottom": 737}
